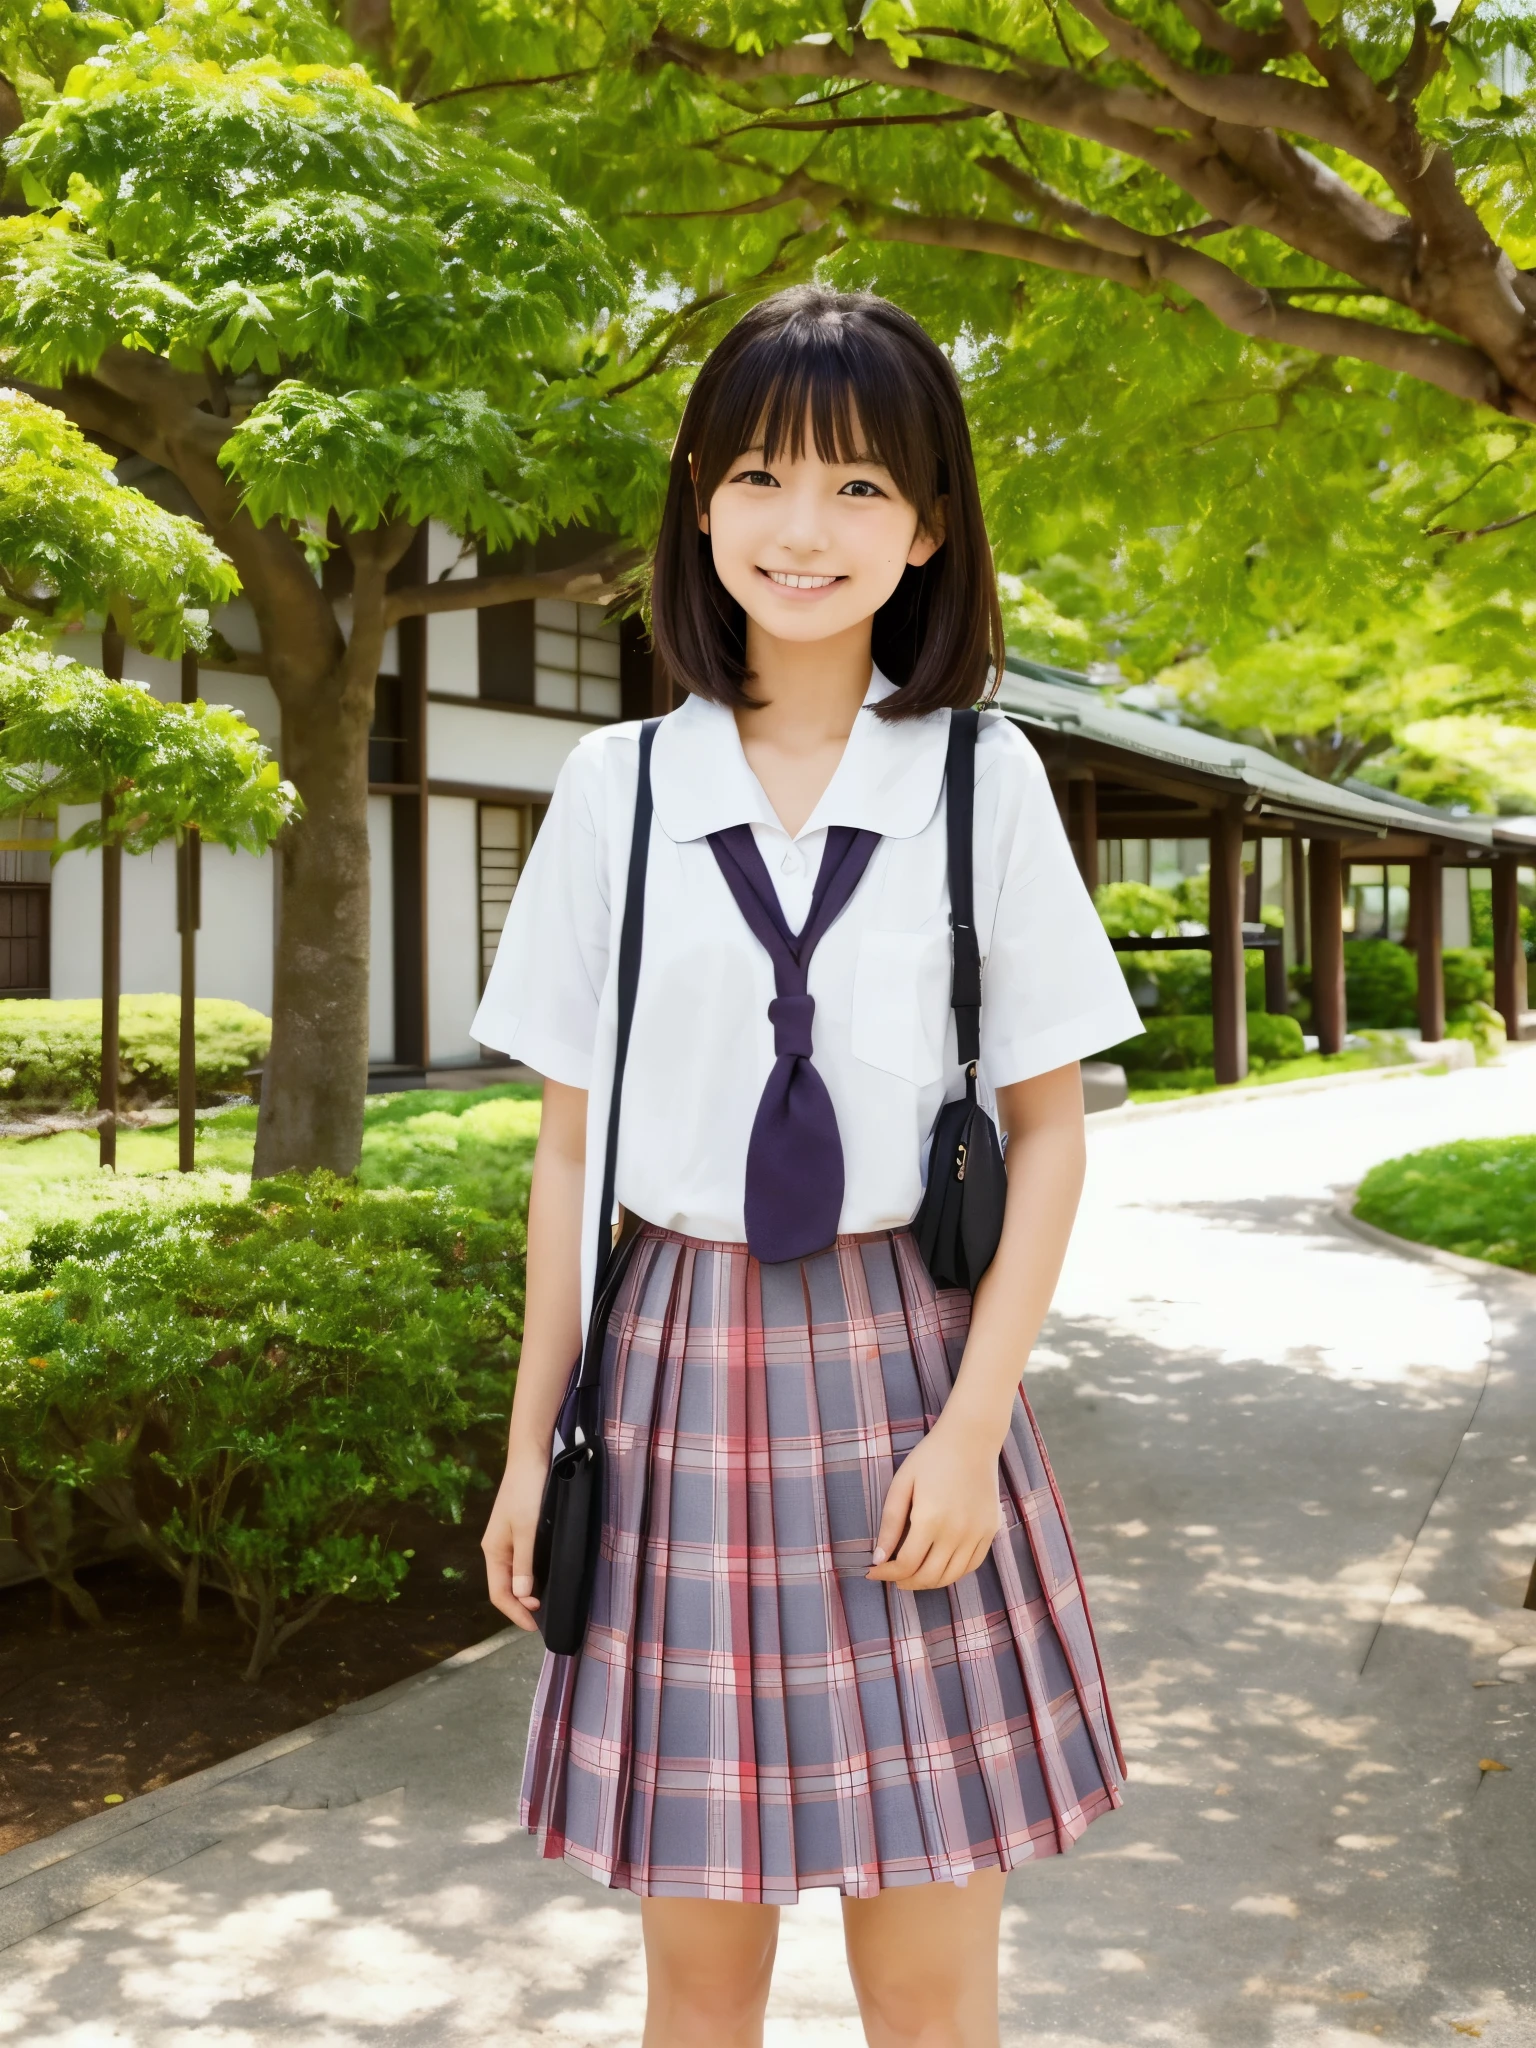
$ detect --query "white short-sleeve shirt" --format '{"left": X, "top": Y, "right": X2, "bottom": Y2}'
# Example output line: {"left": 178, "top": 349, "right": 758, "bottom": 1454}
{"left": 473, "top": 673, "right": 1141, "bottom": 1313}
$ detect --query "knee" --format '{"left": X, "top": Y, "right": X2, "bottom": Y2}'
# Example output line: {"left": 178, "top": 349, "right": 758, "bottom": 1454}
{"left": 646, "top": 1937, "right": 775, "bottom": 2040}
{"left": 847, "top": 1958, "right": 975, "bottom": 2046}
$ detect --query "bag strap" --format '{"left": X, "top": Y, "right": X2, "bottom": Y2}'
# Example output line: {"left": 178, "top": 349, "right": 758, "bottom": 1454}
{"left": 591, "top": 717, "right": 659, "bottom": 1292}
{"left": 944, "top": 708, "right": 982, "bottom": 1089}
{"left": 564, "top": 718, "right": 658, "bottom": 1439}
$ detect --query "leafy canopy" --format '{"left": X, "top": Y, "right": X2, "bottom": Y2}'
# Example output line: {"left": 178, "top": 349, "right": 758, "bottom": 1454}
{"left": 0, "top": 5, "right": 668, "bottom": 552}
{"left": 389, "top": 0, "right": 1536, "bottom": 740}
{"left": 0, "top": 629, "right": 301, "bottom": 855}
{"left": 0, "top": 387, "right": 238, "bottom": 652}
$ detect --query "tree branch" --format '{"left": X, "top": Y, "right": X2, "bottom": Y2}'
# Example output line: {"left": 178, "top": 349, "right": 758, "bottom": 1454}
{"left": 1426, "top": 508, "right": 1536, "bottom": 542}
{"left": 383, "top": 548, "right": 644, "bottom": 626}
{"left": 413, "top": 69, "right": 595, "bottom": 108}
{"left": 866, "top": 177, "right": 1530, "bottom": 418}
{"left": 1168, "top": 0, "right": 1295, "bottom": 68}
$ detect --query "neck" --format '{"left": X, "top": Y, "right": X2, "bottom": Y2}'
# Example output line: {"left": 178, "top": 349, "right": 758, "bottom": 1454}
{"left": 735, "top": 618, "right": 873, "bottom": 750}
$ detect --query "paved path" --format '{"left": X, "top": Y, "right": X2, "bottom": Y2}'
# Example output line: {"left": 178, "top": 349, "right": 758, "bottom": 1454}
{"left": 3, "top": 1058, "right": 1535, "bottom": 2047}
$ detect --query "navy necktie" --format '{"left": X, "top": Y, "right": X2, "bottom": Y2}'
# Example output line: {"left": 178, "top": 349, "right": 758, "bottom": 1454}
{"left": 707, "top": 823, "right": 881, "bottom": 1263}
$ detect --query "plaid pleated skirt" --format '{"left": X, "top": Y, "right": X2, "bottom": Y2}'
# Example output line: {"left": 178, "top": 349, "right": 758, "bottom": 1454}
{"left": 519, "top": 1224, "right": 1125, "bottom": 1903}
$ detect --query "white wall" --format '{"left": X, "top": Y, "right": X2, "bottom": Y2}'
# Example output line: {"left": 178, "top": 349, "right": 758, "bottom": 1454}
{"left": 425, "top": 519, "right": 480, "bottom": 698}
{"left": 50, "top": 812, "right": 275, "bottom": 1011}
{"left": 368, "top": 796, "right": 395, "bottom": 1063}
{"left": 427, "top": 796, "right": 481, "bottom": 1065}
{"left": 426, "top": 699, "right": 595, "bottom": 793}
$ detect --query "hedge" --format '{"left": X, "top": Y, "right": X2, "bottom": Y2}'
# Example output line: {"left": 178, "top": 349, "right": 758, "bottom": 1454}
{"left": 1103, "top": 1011, "right": 1306, "bottom": 1072}
{"left": 0, "top": 997, "right": 271, "bottom": 1110}
{"left": 0, "top": 1175, "right": 521, "bottom": 1678}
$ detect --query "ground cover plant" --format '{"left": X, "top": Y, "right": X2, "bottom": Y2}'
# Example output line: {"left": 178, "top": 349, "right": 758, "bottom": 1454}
{"left": 0, "top": 1083, "right": 539, "bottom": 1258}
{"left": 1355, "top": 1137, "right": 1536, "bottom": 1274}
{"left": 0, "top": 1172, "right": 524, "bottom": 1679}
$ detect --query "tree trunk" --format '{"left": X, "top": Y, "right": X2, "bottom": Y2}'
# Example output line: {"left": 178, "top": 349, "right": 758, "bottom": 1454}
{"left": 252, "top": 680, "right": 374, "bottom": 1178}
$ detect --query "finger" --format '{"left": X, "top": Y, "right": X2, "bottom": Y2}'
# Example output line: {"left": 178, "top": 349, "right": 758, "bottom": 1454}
{"left": 905, "top": 1541, "right": 964, "bottom": 1592}
{"left": 483, "top": 1539, "right": 541, "bottom": 1622}
{"left": 873, "top": 1522, "right": 937, "bottom": 1587}
{"left": 870, "top": 1464, "right": 916, "bottom": 1568}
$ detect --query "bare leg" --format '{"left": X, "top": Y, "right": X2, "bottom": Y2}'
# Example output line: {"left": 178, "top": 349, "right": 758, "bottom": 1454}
{"left": 841, "top": 1871, "right": 1006, "bottom": 2047}
{"left": 640, "top": 1896, "right": 781, "bottom": 2048}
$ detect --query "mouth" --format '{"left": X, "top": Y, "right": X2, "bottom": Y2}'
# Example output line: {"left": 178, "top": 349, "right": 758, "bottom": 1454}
{"left": 758, "top": 569, "right": 844, "bottom": 591}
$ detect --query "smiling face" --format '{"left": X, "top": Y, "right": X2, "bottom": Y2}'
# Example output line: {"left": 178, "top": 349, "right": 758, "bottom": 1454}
{"left": 699, "top": 429, "right": 944, "bottom": 651}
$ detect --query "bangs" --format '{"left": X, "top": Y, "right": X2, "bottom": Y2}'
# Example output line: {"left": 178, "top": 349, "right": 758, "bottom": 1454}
{"left": 690, "top": 310, "right": 945, "bottom": 529}
{"left": 649, "top": 286, "right": 1002, "bottom": 723}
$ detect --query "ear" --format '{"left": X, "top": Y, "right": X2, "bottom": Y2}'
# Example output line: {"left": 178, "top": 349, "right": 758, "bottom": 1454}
{"left": 907, "top": 496, "right": 947, "bottom": 568}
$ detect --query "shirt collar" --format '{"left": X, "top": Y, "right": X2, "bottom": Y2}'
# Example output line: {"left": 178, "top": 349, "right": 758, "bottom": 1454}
{"left": 649, "top": 670, "right": 949, "bottom": 844}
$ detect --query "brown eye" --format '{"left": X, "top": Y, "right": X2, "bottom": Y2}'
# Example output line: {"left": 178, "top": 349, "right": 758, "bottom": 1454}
{"left": 840, "top": 479, "right": 884, "bottom": 498}
{"left": 734, "top": 469, "right": 778, "bottom": 487}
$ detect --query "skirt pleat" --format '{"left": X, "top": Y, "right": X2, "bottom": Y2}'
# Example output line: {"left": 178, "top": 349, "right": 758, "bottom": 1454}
{"left": 519, "top": 1224, "right": 1124, "bottom": 1903}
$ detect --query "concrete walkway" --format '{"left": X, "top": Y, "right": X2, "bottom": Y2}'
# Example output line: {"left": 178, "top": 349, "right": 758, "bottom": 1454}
{"left": 3, "top": 1057, "right": 1535, "bottom": 2047}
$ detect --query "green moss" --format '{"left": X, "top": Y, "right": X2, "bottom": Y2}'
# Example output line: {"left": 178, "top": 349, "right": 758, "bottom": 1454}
{"left": 1354, "top": 1137, "right": 1536, "bottom": 1274}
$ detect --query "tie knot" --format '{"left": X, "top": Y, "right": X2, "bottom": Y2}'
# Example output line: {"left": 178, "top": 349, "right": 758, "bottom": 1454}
{"left": 769, "top": 993, "right": 815, "bottom": 1060}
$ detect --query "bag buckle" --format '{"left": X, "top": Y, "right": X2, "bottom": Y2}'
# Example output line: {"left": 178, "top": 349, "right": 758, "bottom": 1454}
{"left": 955, "top": 1140, "right": 967, "bottom": 1182}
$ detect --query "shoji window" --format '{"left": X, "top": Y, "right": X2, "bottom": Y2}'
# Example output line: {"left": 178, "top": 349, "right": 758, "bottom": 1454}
{"left": 478, "top": 801, "right": 548, "bottom": 986}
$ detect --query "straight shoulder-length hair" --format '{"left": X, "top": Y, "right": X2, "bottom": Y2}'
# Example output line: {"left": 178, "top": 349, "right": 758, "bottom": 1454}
{"left": 649, "top": 288, "right": 1004, "bottom": 722}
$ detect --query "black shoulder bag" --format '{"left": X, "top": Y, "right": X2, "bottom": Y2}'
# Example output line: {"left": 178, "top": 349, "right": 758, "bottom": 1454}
{"left": 912, "top": 708, "right": 1008, "bottom": 1293}
{"left": 530, "top": 717, "right": 658, "bottom": 1655}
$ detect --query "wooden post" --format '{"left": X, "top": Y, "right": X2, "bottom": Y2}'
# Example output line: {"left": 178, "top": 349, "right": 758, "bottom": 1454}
{"left": 98, "top": 623, "right": 124, "bottom": 1171}
{"left": 1309, "top": 838, "right": 1346, "bottom": 1056}
{"left": 1073, "top": 774, "right": 1100, "bottom": 894}
{"left": 177, "top": 652, "right": 201, "bottom": 1173}
{"left": 1410, "top": 852, "right": 1444, "bottom": 1045}
{"left": 1209, "top": 804, "right": 1248, "bottom": 1085}
{"left": 1491, "top": 854, "right": 1525, "bottom": 1041}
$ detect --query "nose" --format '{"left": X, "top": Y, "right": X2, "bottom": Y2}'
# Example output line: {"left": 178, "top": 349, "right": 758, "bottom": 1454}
{"left": 771, "top": 477, "right": 830, "bottom": 558}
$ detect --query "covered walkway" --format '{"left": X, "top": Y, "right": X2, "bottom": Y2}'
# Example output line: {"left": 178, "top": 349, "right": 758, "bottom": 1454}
{"left": 1002, "top": 661, "right": 1534, "bottom": 1082}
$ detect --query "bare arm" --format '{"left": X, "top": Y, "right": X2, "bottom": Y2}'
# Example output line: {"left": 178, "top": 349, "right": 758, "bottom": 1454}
{"left": 866, "top": 1061, "right": 1087, "bottom": 1592}
{"left": 481, "top": 1077, "right": 588, "bottom": 1629}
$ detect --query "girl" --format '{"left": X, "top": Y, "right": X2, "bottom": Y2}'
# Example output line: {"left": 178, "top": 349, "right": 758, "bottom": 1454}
{"left": 476, "top": 286, "right": 1142, "bottom": 2048}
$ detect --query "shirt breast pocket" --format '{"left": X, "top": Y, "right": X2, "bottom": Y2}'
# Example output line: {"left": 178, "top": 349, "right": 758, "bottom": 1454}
{"left": 850, "top": 929, "right": 952, "bottom": 1089}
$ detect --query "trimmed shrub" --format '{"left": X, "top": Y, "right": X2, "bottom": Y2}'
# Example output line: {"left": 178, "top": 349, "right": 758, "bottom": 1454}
{"left": 1105, "top": 1012, "right": 1305, "bottom": 1072}
{"left": 0, "top": 997, "right": 271, "bottom": 1110}
{"left": 1441, "top": 946, "right": 1494, "bottom": 1016}
{"left": 1246, "top": 1012, "right": 1306, "bottom": 1063}
{"left": 0, "top": 1175, "right": 521, "bottom": 1677}
{"left": 1343, "top": 940, "right": 1418, "bottom": 1028}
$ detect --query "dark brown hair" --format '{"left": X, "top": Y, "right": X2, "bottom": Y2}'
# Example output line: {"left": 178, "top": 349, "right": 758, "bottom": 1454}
{"left": 649, "top": 287, "right": 1003, "bottom": 721}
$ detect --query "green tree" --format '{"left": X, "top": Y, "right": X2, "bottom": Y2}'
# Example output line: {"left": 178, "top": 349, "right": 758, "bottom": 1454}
{"left": 0, "top": 386, "right": 237, "bottom": 647}
{"left": 386, "top": 0, "right": 1536, "bottom": 753}
{"left": 0, "top": 0, "right": 670, "bottom": 1177}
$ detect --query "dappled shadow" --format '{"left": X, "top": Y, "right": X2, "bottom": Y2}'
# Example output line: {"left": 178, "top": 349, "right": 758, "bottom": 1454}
{"left": 5, "top": 1098, "right": 1536, "bottom": 2045}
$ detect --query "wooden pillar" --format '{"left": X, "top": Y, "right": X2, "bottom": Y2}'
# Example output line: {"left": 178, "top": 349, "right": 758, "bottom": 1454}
{"left": 1209, "top": 804, "right": 1248, "bottom": 1085}
{"left": 99, "top": 623, "right": 124, "bottom": 1171}
{"left": 177, "top": 652, "right": 202, "bottom": 1173}
{"left": 1410, "top": 852, "right": 1444, "bottom": 1045}
{"left": 1309, "top": 838, "right": 1346, "bottom": 1055}
{"left": 1072, "top": 774, "right": 1100, "bottom": 894}
{"left": 1491, "top": 854, "right": 1526, "bottom": 1041}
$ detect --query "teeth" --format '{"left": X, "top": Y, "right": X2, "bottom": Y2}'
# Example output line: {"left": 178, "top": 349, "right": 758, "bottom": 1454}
{"left": 764, "top": 570, "right": 839, "bottom": 589}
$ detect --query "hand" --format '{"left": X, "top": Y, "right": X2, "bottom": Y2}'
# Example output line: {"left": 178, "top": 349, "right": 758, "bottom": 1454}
{"left": 865, "top": 1418, "right": 1004, "bottom": 1593}
{"left": 481, "top": 1438, "right": 550, "bottom": 1631}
